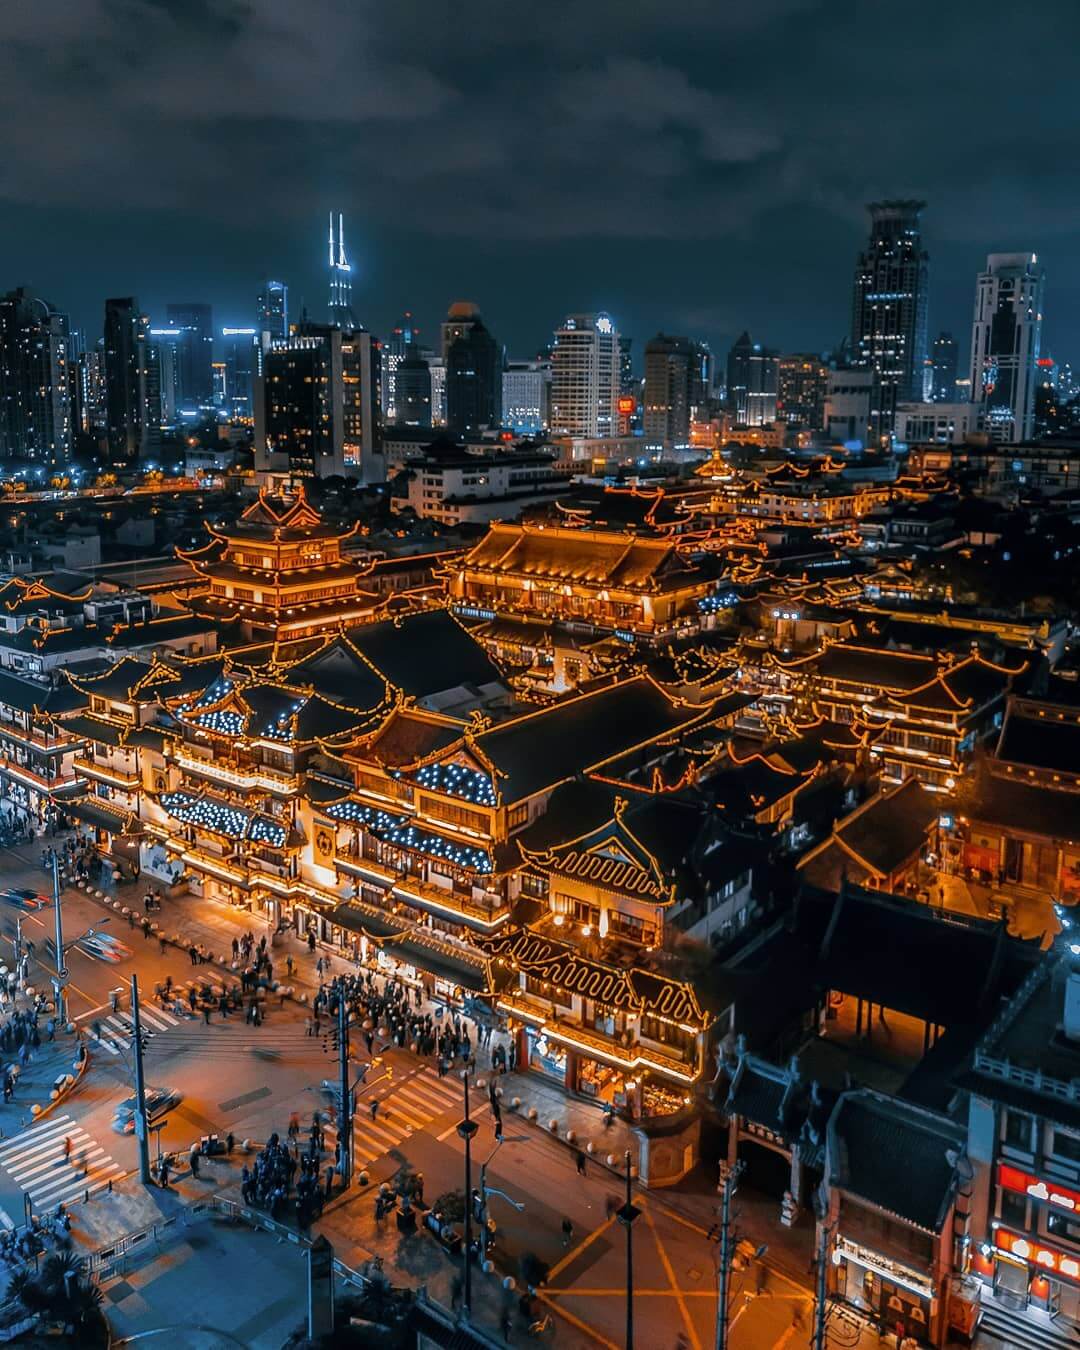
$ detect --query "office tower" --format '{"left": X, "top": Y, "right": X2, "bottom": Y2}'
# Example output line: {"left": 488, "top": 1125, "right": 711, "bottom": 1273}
{"left": 618, "top": 337, "right": 634, "bottom": 396}
{"left": 969, "top": 252, "right": 1045, "bottom": 442}
{"left": 165, "top": 303, "right": 214, "bottom": 408}
{"left": 395, "top": 354, "right": 433, "bottom": 427}
{"left": 254, "top": 321, "right": 382, "bottom": 481}
{"left": 66, "top": 329, "right": 87, "bottom": 440}
{"left": 146, "top": 328, "right": 183, "bottom": 425}
{"left": 850, "top": 200, "right": 930, "bottom": 440}
{"left": 550, "top": 313, "right": 621, "bottom": 440}
{"left": 643, "top": 334, "right": 699, "bottom": 451}
{"left": 428, "top": 358, "right": 447, "bottom": 427}
{"left": 445, "top": 314, "right": 500, "bottom": 435}
{"left": 931, "top": 332, "right": 959, "bottom": 402}
{"left": 103, "top": 297, "right": 148, "bottom": 462}
{"left": 0, "top": 288, "right": 71, "bottom": 461}
{"left": 726, "top": 331, "right": 779, "bottom": 426}
{"left": 777, "top": 354, "right": 830, "bottom": 431}
{"left": 221, "top": 327, "right": 258, "bottom": 418}
{"left": 502, "top": 361, "right": 551, "bottom": 436}
{"left": 441, "top": 300, "right": 482, "bottom": 359}
{"left": 381, "top": 311, "right": 418, "bottom": 419}
{"left": 257, "top": 280, "right": 288, "bottom": 343}
{"left": 327, "top": 213, "right": 357, "bottom": 329}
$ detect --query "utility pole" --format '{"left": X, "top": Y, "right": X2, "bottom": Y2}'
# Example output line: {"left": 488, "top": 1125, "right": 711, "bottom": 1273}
{"left": 616, "top": 1148, "right": 641, "bottom": 1350}
{"left": 715, "top": 1160, "right": 744, "bottom": 1350}
{"left": 456, "top": 1069, "right": 478, "bottom": 1319}
{"left": 130, "top": 975, "right": 152, "bottom": 1185}
{"left": 14, "top": 915, "right": 23, "bottom": 991}
{"left": 51, "top": 850, "right": 66, "bottom": 1024}
{"left": 813, "top": 1220, "right": 832, "bottom": 1350}
{"left": 337, "top": 982, "right": 352, "bottom": 1187}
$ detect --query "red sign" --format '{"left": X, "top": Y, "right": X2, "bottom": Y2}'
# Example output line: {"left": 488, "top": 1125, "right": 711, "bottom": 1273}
{"left": 998, "top": 1163, "right": 1080, "bottom": 1215}
{"left": 617, "top": 396, "right": 635, "bottom": 415}
{"left": 995, "top": 1227, "right": 1080, "bottom": 1284}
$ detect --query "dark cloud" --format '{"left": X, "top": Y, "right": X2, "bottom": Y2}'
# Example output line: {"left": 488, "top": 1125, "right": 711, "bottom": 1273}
{"left": 2, "top": 0, "right": 1078, "bottom": 363}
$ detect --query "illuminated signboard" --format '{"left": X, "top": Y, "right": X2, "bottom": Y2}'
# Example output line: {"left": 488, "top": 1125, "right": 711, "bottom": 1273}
{"left": 998, "top": 1164, "right": 1080, "bottom": 1215}
{"left": 994, "top": 1227, "right": 1080, "bottom": 1284}
{"left": 617, "top": 396, "right": 635, "bottom": 416}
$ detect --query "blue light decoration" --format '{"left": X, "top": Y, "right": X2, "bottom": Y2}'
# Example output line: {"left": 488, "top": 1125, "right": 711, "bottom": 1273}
{"left": 452, "top": 604, "right": 497, "bottom": 621}
{"left": 614, "top": 629, "right": 636, "bottom": 644}
{"left": 384, "top": 822, "right": 492, "bottom": 874}
{"left": 325, "top": 800, "right": 408, "bottom": 831}
{"left": 415, "top": 761, "right": 497, "bottom": 807}
{"left": 697, "top": 589, "right": 739, "bottom": 614}
{"left": 160, "top": 791, "right": 249, "bottom": 839}
{"left": 178, "top": 676, "right": 233, "bottom": 715}
{"left": 192, "top": 709, "right": 247, "bottom": 737}
{"left": 249, "top": 814, "right": 286, "bottom": 847}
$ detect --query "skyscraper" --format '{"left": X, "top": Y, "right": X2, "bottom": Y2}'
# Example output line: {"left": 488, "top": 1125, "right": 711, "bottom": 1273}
{"left": 968, "top": 253, "right": 1045, "bottom": 442}
{"left": 257, "top": 280, "right": 288, "bottom": 343}
{"left": 502, "top": 361, "right": 550, "bottom": 436}
{"left": 726, "top": 331, "right": 779, "bottom": 426}
{"left": 550, "top": 313, "right": 621, "bottom": 440}
{"left": 327, "top": 213, "right": 357, "bottom": 329}
{"left": 381, "top": 311, "right": 419, "bottom": 419}
{"left": 103, "top": 297, "right": 148, "bottom": 462}
{"left": 165, "top": 303, "right": 214, "bottom": 409}
{"left": 0, "top": 288, "right": 71, "bottom": 461}
{"left": 931, "top": 332, "right": 959, "bottom": 402}
{"left": 643, "top": 334, "right": 700, "bottom": 451}
{"left": 441, "top": 301, "right": 482, "bottom": 359}
{"left": 254, "top": 321, "right": 382, "bottom": 481}
{"left": 850, "top": 200, "right": 929, "bottom": 441}
{"left": 445, "top": 314, "right": 500, "bottom": 436}
{"left": 221, "top": 328, "right": 258, "bottom": 418}
{"left": 395, "top": 354, "right": 433, "bottom": 427}
{"left": 777, "top": 354, "right": 830, "bottom": 431}
{"left": 146, "top": 328, "right": 183, "bottom": 426}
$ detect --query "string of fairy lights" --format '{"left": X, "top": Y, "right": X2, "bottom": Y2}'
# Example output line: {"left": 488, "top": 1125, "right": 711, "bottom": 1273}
{"left": 414, "top": 761, "right": 497, "bottom": 807}
{"left": 161, "top": 790, "right": 285, "bottom": 846}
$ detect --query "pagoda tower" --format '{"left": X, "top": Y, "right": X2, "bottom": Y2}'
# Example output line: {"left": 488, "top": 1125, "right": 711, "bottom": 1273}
{"left": 179, "top": 486, "right": 378, "bottom": 645}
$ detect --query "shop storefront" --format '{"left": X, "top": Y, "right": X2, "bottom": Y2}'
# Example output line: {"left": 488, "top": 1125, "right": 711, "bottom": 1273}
{"left": 526, "top": 1027, "right": 568, "bottom": 1084}
{"left": 991, "top": 1227, "right": 1080, "bottom": 1327}
{"left": 834, "top": 1235, "right": 935, "bottom": 1345}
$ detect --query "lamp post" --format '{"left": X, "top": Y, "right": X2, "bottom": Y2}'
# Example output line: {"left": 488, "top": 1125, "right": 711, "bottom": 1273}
{"left": 616, "top": 1148, "right": 641, "bottom": 1350}
{"left": 456, "top": 1069, "right": 478, "bottom": 1318}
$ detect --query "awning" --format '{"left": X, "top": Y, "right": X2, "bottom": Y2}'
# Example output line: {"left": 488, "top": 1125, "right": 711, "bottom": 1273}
{"left": 329, "top": 902, "right": 404, "bottom": 941}
{"left": 395, "top": 939, "right": 489, "bottom": 992}
{"left": 66, "top": 796, "right": 145, "bottom": 837}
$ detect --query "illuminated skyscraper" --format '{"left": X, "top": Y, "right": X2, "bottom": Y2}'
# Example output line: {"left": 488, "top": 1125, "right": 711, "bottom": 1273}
{"left": 166, "top": 302, "right": 214, "bottom": 408}
{"left": 0, "top": 288, "right": 71, "bottom": 461}
{"left": 327, "top": 213, "right": 357, "bottom": 329}
{"left": 103, "top": 297, "right": 148, "bottom": 462}
{"left": 445, "top": 314, "right": 500, "bottom": 435}
{"left": 930, "top": 332, "right": 959, "bottom": 402}
{"left": 968, "top": 253, "right": 1044, "bottom": 442}
{"left": 851, "top": 200, "right": 929, "bottom": 441}
{"left": 726, "top": 331, "right": 778, "bottom": 426}
{"left": 221, "top": 328, "right": 258, "bottom": 418}
{"left": 381, "top": 311, "right": 418, "bottom": 419}
{"left": 257, "top": 281, "right": 288, "bottom": 343}
{"left": 550, "top": 313, "right": 621, "bottom": 440}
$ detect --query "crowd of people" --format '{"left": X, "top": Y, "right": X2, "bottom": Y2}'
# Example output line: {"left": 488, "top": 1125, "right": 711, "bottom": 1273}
{"left": 240, "top": 1115, "right": 336, "bottom": 1228}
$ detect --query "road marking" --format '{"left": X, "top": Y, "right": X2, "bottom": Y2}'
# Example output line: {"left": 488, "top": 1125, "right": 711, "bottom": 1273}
{"left": 547, "top": 1213, "right": 617, "bottom": 1282}
{"left": 536, "top": 1289, "right": 619, "bottom": 1349}
{"left": 0, "top": 1113, "right": 122, "bottom": 1209}
{"left": 644, "top": 1203, "right": 702, "bottom": 1350}
{"left": 771, "top": 1327, "right": 799, "bottom": 1349}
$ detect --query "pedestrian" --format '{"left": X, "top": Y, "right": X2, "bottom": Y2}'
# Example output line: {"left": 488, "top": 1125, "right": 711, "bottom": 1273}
{"left": 189, "top": 944, "right": 198, "bottom": 966}
{"left": 159, "top": 1156, "right": 170, "bottom": 1188}
{"left": 561, "top": 1217, "right": 574, "bottom": 1247}
{"left": 226, "top": 1132, "right": 235, "bottom": 1155}
{"left": 576, "top": 1149, "right": 586, "bottom": 1177}
{"left": 286, "top": 955, "right": 294, "bottom": 978}
{"left": 370, "top": 1099, "right": 379, "bottom": 1121}
{"left": 189, "top": 1144, "right": 200, "bottom": 1178}
{"left": 142, "top": 917, "right": 151, "bottom": 941}
{"left": 202, "top": 1003, "right": 211, "bottom": 1026}
{"left": 307, "top": 931, "right": 316, "bottom": 954}
{"left": 159, "top": 935, "right": 166, "bottom": 955}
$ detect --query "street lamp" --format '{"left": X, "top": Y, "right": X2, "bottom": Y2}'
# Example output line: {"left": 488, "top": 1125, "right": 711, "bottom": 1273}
{"left": 456, "top": 1069, "right": 479, "bottom": 1319}
{"left": 477, "top": 1138, "right": 524, "bottom": 1266}
{"left": 616, "top": 1149, "right": 641, "bottom": 1350}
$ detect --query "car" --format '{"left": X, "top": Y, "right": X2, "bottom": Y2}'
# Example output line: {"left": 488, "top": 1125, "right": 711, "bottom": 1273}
{"left": 76, "top": 932, "right": 132, "bottom": 963}
{"left": 111, "top": 1086, "right": 183, "bottom": 1134}
{"left": 0, "top": 888, "right": 48, "bottom": 911}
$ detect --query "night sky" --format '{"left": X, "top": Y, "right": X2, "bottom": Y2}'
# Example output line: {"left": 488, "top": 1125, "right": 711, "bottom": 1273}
{"left": 3, "top": 0, "right": 1078, "bottom": 368}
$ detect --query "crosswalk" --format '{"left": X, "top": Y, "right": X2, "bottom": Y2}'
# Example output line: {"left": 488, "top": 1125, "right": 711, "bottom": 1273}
{"left": 325, "top": 1063, "right": 470, "bottom": 1167}
{"left": 0, "top": 1113, "right": 122, "bottom": 1211}
{"left": 91, "top": 1001, "right": 182, "bottom": 1057}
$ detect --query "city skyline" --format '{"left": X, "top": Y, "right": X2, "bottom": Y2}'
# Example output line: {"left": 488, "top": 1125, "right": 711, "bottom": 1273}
{"left": 1, "top": 2, "right": 1077, "bottom": 362}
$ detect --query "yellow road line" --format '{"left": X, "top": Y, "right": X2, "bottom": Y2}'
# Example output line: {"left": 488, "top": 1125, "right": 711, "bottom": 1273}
{"left": 645, "top": 1204, "right": 702, "bottom": 1350}
{"left": 536, "top": 1288, "right": 619, "bottom": 1349}
{"left": 645, "top": 1199, "right": 809, "bottom": 1296}
{"left": 547, "top": 1213, "right": 616, "bottom": 1282}
{"left": 545, "top": 1288, "right": 721, "bottom": 1298}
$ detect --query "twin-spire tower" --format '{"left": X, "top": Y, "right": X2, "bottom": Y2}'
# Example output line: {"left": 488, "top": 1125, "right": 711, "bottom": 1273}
{"left": 327, "top": 211, "right": 358, "bottom": 329}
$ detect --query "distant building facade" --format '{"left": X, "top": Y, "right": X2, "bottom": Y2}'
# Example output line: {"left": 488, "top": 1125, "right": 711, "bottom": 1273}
{"left": 550, "top": 314, "right": 621, "bottom": 440}
{"left": 969, "top": 252, "right": 1044, "bottom": 442}
{"left": 0, "top": 287, "right": 71, "bottom": 461}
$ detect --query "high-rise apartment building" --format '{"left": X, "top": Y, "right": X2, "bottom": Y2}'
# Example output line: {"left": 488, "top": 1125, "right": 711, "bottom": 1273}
{"left": 445, "top": 315, "right": 500, "bottom": 436}
{"left": 103, "top": 297, "right": 148, "bottom": 462}
{"left": 165, "top": 303, "right": 214, "bottom": 409}
{"left": 777, "top": 354, "right": 830, "bottom": 431}
{"left": 428, "top": 358, "right": 447, "bottom": 428}
{"left": 726, "top": 331, "right": 779, "bottom": 426}
{"left": 381, "top": 311, "right": 419, "bottom": 420}
{"left": 502, "top": 361, "right": 551, "bottom": 436}
{"left": 221, "top": 328, "right": 258, "bottom": 418}
{"left": 254, "top": 321, "right": 382, "bottom": 481}
{"left": 0, "top": 288, "right": 71, "bottom": 461}
{"left": 851, "top": 200, "right": 929, "bottom": 441}
{"left": 642, "top": 334, "right": 703, "bottom": 451}
{"left": 968, "top": 253, "right": 1045, "bottom": 442}
{"left": 931, "top": 332, "right": 959, "bottom": 402}
{"left": 550, "top": 313, "right": 621, "bottom": 440}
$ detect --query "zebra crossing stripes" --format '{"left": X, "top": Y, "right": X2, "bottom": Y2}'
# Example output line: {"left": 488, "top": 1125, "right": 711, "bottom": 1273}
{"left": 327, "top": 1065, "right": 469, "bottom": 1165}
{"left": 0, "top": 1114, "right": 122, "bottom": 1210}
{"left": 92, "top": 1001, "right": 181, "bottom": 1057}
